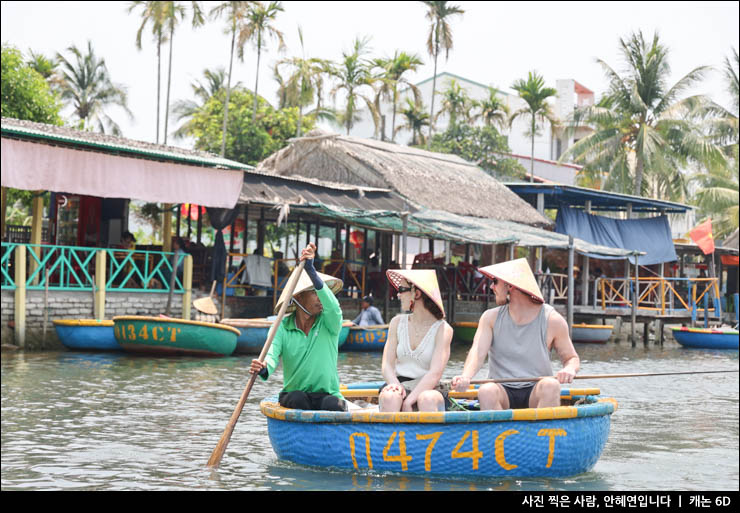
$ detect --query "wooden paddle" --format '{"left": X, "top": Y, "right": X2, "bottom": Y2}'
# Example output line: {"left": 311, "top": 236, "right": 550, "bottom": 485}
{"left": 206, "top": 260, "right": 306, "bottom": 469}
{"left": 193, "top": 280, "right": 218, "bottom": 316}
{"left": 469, "top": 369, "right": 739, "bottom": 385}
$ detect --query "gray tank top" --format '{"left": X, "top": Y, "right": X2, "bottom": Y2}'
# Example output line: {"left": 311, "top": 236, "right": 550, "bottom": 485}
{"left": 488, "top": 303, "right": 554, "bottom": 388}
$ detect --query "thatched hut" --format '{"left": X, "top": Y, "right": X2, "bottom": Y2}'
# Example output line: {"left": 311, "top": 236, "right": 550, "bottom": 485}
{"left": 256, "top": 129, "right": 551, "bottom": 227}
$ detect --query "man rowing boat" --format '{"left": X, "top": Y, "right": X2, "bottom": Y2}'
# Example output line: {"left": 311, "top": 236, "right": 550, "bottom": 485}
{"left": 451, "top": 258, "right": 580, "bottom": 410}
{"left": 249, "top": 243, "right": 347, "bottom": 411}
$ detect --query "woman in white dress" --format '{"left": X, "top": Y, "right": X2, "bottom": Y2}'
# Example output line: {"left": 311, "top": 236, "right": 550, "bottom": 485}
{"left": 379, "top": 269, "right": 454, "bottom": 412}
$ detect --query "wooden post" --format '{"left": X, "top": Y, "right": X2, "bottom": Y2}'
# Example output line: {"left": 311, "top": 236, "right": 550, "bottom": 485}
{"left": 14, "top": 245, "right": 26, "bottom": 348}
{"left": 567, "top": 236, "right": 574, "bottom": 338}
{"left": 30, "top": 191, "right": 44, "bottom": 286}
{"left": 582, "top": 200, "right": 591, "bottom": 305}
{"left": 94, "top": 250, "right": 106, "bottom": 320}
{"left": 162, "top": 204, "right": 172, "bottom": 253}
{"left": 631, "top": 256, "right": 638, "bottom": 346}
{"left": 182, "top": 254, "right": 193, "bottom": 320}
{"left": 402, "top": 213, "right": 408, "bottom": 269}
{"left": 1, "top": 186, "right": 7, "bottom": 240}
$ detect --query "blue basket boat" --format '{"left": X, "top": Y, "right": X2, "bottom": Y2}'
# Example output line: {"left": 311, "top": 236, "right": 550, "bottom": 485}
{"left": 571, "top": 324, "right": 613, "bottom": 344}
{"left": 342, "top": 324, "right": 389, "bottom": 352}
{"left": 672, "top": 327, "right": 739, "bottom": 350}
{"left": 221, "top": 318, "right": 353, "bottom": 354}
{"left": 53, "top": 319, "right": 122, "bottom": 351}
{"left": 260, "top": 387, "right": 617, "bottom": 478}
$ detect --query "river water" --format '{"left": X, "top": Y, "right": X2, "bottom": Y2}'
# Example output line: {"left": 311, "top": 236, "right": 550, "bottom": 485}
{"left": 1, "top": 337, "right": 738, "bottom": 491}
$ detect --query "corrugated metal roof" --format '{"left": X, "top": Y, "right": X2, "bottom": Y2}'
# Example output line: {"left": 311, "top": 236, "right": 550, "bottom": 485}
{"left": 1, "top": 117, "right": 253, "bottom": 171}
{"left": 239, "top": 170, "right": 411, "bottom": 212}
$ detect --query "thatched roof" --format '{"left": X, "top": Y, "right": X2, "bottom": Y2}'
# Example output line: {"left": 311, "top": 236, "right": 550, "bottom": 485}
{"left": 256, "top": 129, "right": 551, "bottom": 227}
{"left": 722, "top": 229, "right": 739, "bottom": 250}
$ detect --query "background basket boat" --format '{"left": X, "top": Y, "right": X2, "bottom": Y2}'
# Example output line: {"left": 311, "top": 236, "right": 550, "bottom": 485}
{"left": 571, "top": 324, "right": 614, "bottom": 344}
{"left": 260, "top": 387, "right": 616, "bottom": 478}
{"left": 342, "top": 324, "right": 389, "bottom": 352}
{"left": 53, "top": 319, "right": 121, "bottom": 351}
{"left": 452, "top": 321, "right": 478, "bottom": 343}
{"left": 113, "top": 315, "right": 239, "bottom": 356}
{"left": 671, "top": 327, "right": 739, "bottom": 350}
{"left": 220, "top": 318, "right": 353, "bottom": 354}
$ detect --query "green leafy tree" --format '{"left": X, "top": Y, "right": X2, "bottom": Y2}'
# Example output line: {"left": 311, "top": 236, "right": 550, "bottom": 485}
{"left": 395, "top": 97, "right": 430, "bottom": 146}
{"left": 239, "top": 1, "right": 286, "bottom": 123}
{"left": 429, "top": 123, "right": 526, "bottom": 179}
{"left": 183, "top": 87, "right": 314, "bottom": 165}
{"left": 473, "top": 87, "right": 510, "bottom": 132}
{"left": 172, "top": 67, "right": 239, "bottom": 139}
{"left": 209, "top": 1, "right": 254, "bottom": 156}
{"left": 434, "top": 78, "right": 473, "bottom": 128}
{"left": 1, "top": 44, "right": 62, "bottom": 125}
{"left": 510, "top": 71, "right": 559, "bottom": 183}
{"left": 56, "top": 40, "right": 133, "bottom": 134}
{"left": 422, "top": 0, "right": 464, "bottom": 145}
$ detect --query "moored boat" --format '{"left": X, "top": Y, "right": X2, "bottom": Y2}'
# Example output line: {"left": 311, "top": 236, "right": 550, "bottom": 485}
{"left": 53, "top": 319, "right": 121, "bottom": 351}
{"left": 113, "top": 315, "right": 239, "bottom": 356}
{"left": 571, "top": 324, "right": 614, "bottom": 344}
{"left": 261, "top": 387, "right": 617, "bottom": 478}
{"left": 342, "top": 324, "right": 389, "bottom": 351}
{"left": 452, "top": 321, "right": 477, "bottom": 343}
{"left": 672, "top": 327, "right": 739, "bottom": 350}
{"left": 221, "top": 318, "right": 353, "bottom": 354}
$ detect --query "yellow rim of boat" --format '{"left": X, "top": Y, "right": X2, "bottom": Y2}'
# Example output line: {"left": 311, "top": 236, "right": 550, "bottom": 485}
{"left": 453, "top": 321, "right": 478, "bottom": 328}
{"left": 112, "top": 315, "right": 241, "bottom": 336}
{"left": 572, "top": 324, "right": 614, "bottom": 329}
{"left": 52, "top": 319, "right": 114, "bottom": 327}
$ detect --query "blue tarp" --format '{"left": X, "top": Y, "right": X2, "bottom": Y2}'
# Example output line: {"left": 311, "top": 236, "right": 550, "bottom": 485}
{"left": 555, "top": 207, "right": 678, "bottom": 265}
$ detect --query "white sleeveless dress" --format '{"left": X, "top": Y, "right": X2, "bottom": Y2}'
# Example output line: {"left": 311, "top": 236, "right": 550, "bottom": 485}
{"left": 394, "top": 314, "right": 444, "bottom": 388}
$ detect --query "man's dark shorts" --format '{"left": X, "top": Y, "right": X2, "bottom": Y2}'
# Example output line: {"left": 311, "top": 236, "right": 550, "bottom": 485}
{"left": 503, "top": 384, "right": 536, "bottom": 409}
{"left": 279, "top": 390, "right": 346, "bottom": 411}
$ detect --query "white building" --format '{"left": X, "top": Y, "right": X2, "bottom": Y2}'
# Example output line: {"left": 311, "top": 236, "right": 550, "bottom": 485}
{"left": 344, "top": 72, "right": 595, "bottom": 185}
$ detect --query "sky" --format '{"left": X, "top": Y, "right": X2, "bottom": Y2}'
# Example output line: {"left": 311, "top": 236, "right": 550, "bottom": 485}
{"left": 2, "top": 1, "right": 738, "bottom": 150}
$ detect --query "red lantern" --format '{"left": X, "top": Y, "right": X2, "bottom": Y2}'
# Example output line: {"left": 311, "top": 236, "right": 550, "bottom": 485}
{"left": 180, "top": 204, "right": 206, "bottom": 221}
{"left": 349, "top": 230, "right": 364, "bottom": 251}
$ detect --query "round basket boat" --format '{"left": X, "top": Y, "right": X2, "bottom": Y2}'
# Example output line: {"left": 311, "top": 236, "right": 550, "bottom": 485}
{"left": 672, "top": 327, "right": 739, "bottom": 350}
{"left": 571, "top": 324, "right": 613, "bottom": 344}
{"left": 53, "top": 319, "right": 121, "bottom": 351}
{"left": 342, "top": 324, "right": 389, "bottom": 352}
{"left": 112, "top": 315, "right": 239, "bottom": 356}
{"left": 221, "top": 318, "right": 354, "bottom": 354}
{"left": 261, "top": 387, "right": 617, "bottom": 478}
{"left": 452, "top": 321, "right": 478, "bottom": 343}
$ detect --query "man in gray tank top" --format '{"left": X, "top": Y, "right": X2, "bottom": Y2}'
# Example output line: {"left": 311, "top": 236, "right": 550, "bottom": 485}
{"left": 452, "top": 258, "right": 580, "bottom": 410}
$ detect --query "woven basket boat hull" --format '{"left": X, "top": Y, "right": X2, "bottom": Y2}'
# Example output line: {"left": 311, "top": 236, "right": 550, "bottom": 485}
{"left": 261, "top": 389, "right": 616, "bottom": 478}
{"left": 342, "top": 325, "right": 389, "bottom": 352}
{"left": 571, "top": 324, "right": 613, "bottom": 344}
{"left": 113, "top": 316, "right": 238, "bottom": 356}
{"left": 672, "top": 327, "right": 739, "bottom": 349}
{"left": 53, "top": 319, "right": 121, "bottom": 351}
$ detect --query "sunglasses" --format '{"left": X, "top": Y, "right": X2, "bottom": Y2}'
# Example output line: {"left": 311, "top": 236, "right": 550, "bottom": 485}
{"left": 397, "top": 285, "right": 413, "bottom": 293}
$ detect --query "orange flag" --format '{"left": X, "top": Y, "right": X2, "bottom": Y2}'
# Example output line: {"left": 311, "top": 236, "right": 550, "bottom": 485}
{"left": 688, "top": 219, "right": 715, "bottom": 255}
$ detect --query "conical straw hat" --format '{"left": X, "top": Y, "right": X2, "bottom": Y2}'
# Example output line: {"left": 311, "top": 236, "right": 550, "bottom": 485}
{"left": 274, "top": 268, "right": 343, "bottom": 314}
{"left": 477, "top": 258, "right": 544, "bottom": 303}
{"left": 386, "top": 269, "right": 445, "bottom": 316}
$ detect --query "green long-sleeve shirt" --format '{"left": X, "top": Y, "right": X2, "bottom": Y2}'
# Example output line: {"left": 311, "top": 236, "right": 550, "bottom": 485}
{"left": 261, "top": 285, "right": 343, "bottom": 398}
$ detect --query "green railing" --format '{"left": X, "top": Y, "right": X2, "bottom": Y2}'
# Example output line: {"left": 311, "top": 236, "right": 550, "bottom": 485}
{"left": 0, "top": 242, "right": 184, "bottom": 293}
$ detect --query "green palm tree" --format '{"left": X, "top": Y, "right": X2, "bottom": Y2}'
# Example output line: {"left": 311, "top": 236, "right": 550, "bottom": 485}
{"left": 395, "top": 97, "right": 430, "bottom": 146}
{"left": 328, "top": 36, "right": 378, "bottom": 135}
{"left": 275, "top": 26, "right": 333, "bottom": 137}
{"left": 474, "top": 87, "right": 510, "bottom": 132}
{"left": 209, "top": 1, "right": 253, "bottom": 156}
{"left": 563, "top": 31, "right": 726, "bottom": 198}
{"left": 239, "top": 1, "right": 286, "bottom": 123}
{"left": 56, "top": 40, "right": 133, "bottom": 134}
{"left": 434, "top": 78, "right": 473, "bottom": 129}
{"left": 129, "top": 0, "right": 168, "bottom": 143}
{"left": 422, "top": 0, "right": 464, "bottom": 146}
{"left": 172, "top": 67, "right": 240, "bottom": 139}
{"left": 510, "top": 71, "right": 559, "bottom": 182}
{"left": 371, "top": 50, "right": 424, "bottom": 141}
{"left": 161, "top": 1, "right": 205, "bottom": 145}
